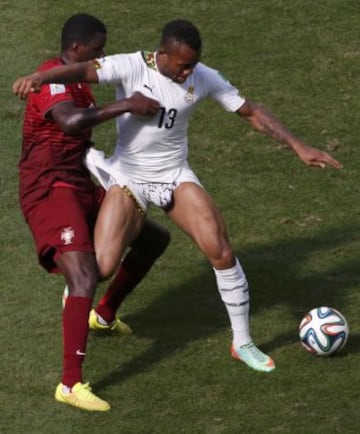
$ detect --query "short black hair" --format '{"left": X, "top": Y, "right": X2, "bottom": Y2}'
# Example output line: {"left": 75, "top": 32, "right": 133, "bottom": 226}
{"left": 160, "top": 19, "right": 202, "bottom": 52}
{"left": 61, "top": 13, "right": 107, "bottom": 50}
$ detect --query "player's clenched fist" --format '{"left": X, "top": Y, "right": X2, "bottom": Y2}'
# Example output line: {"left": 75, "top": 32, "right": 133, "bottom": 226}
{"left": 127, "top": 92, "right": 160, "bottom": 116}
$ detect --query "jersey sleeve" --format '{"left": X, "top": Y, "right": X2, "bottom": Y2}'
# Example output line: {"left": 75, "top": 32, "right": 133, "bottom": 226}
{"left": 95, "top": 53, "right": 137, "bottom": 84}
{"left": 199, "top": 64, "right": 246, "bottom": 112}
{"left": 36, "top": 82, "right": 74, "bottom": 118}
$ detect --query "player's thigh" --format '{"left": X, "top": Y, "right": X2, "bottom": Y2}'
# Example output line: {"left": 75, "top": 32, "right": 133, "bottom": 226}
{"left": 95, "top": 185, "right": 145, "bottom": 278}
{"left": 167, "top": 182, "right": 230, "bottom": 256}
{"left": 25, "top": 188, "right": 96, "bottom": 273}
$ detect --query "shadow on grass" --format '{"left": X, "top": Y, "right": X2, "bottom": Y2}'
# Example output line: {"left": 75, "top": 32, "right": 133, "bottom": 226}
{"left": 94, "top": 224, "right": 360, "bottom": 390}
{"left": 343, "top": 333, "right": 360, "bottom": 355}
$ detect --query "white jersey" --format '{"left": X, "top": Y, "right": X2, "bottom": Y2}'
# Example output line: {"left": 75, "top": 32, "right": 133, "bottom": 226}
{"left": 95, "top": 51, "right": 246, "bottom": 182}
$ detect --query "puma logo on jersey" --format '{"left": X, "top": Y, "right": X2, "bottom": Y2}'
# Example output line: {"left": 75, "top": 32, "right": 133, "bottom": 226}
{"left": 143, "top": 84, "right": 153, "bottom": 93}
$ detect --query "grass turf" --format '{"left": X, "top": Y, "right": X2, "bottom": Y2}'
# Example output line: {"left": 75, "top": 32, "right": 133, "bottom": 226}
{"left": 1, "top": 0, "right": 359, "bottom": 432}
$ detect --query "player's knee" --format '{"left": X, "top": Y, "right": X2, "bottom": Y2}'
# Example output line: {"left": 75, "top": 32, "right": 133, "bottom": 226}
{"left": 96, "top": 254, "right": 116, "bottom": 281}
{"left": 67, "top": 268, "right": 98, "bottom": 298}
{"left": 209, "top": 244, "right": 234, "bottom": 269}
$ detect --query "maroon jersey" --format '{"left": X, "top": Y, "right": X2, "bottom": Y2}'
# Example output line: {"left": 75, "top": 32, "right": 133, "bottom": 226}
{"left": 19, "top": 57, "right": 96, "bottom": 216}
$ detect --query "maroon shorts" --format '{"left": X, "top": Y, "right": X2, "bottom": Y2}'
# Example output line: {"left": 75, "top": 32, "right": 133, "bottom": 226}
{"left": 24, "top": 186, "right": 105, "bottom": 273}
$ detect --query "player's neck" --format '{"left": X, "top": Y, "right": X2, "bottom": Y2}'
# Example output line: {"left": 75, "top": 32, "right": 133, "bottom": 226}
{"left": 60, "top": 52, "right": 80, "bottom": 65}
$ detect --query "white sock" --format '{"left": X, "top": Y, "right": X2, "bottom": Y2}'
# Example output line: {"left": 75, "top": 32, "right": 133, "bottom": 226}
{"left": 62, "top": 384, "right": 72, "bottom": 394}
{"left": 96, "top": 312, "right": 110, "bottom": 326}
{"left": 213, "top": 258, "right": 251, "bottom": 347}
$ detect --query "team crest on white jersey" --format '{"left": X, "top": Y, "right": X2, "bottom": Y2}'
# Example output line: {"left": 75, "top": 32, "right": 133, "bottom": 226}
{"left": 61, "top": 227, "right": 75, "bottom": 245}
{"left": 185, "top": 86, "right": 195, "bottom": 103}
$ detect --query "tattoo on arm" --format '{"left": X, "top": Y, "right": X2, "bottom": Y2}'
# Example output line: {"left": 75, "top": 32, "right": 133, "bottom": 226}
{"left": 253, "top": 106, "right": 294, "bottom": 145}
{"left": 261, "top": 118, "right": 291, "bottom": 144}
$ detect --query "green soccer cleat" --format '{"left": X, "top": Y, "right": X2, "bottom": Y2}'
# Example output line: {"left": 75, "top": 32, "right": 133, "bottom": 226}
{"left": 231, "top": 342, "right": 275, "bottom": 373}
{"left": 55, "top": 382, "right": 110, "bottom": 412}
{"left": 88, "top": 308, "right": 133, "bottom": 335}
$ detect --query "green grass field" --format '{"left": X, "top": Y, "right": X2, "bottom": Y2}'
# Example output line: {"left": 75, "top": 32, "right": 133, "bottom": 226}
{"left": 1, "top": 0, "right": 360, "bottom": 432}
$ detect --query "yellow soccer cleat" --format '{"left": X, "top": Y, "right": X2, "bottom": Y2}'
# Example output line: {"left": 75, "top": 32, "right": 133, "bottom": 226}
{"left": 88, "top": 309, "right": 133, "bottom": 335}
{"left": 55, "top": 382, "right": 110, "bottom": 411}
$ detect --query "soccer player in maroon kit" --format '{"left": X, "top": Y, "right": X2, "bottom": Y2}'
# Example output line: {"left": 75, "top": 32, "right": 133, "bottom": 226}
{"left": 18, "top": 13, "right": 169, "bottom": 411}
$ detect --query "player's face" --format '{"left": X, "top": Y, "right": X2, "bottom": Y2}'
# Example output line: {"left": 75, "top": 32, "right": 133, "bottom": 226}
{"left": 76, "top": 32, "right": 107, "bottom": 62}
{"left": 157, "top": 41, "right": 200, "bottom": 83}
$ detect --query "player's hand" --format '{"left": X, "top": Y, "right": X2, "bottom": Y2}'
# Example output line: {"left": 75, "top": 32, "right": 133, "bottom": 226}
{"left": 295, "top": 144, "right": 343, "bottom": 169}
{"left": 12, "top": 73, "right": 42, "bottom": 99}
{"left": 127, "top": 92, "right": 160, "bottom": 116}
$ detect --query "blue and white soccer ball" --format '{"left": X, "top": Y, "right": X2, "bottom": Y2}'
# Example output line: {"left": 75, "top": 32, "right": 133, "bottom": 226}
{"left": 299, "top": 306, "right": 349, "bottom": 356}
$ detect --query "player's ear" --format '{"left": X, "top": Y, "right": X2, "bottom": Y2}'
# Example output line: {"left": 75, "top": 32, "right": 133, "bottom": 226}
{"left": 71, "top": 41, "right": 83, "bottom": 54}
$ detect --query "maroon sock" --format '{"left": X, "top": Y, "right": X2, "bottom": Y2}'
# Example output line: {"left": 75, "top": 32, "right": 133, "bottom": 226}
{"left": 62, "top": 296, "right": 92, "bottom": 388}
{"left": 96, "top": 251, "right": 153, "bottom": 323}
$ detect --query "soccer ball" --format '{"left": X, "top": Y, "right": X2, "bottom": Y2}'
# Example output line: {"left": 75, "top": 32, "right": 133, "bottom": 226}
{"left": 299, "top": 306, "right": 349, "bottom": 356}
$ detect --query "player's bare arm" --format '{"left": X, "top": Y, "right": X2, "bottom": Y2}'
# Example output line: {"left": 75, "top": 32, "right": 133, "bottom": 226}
{"left": 237, "top": 100, "right": 343, "bottom": 169}
{"left": 13, "top": 60, "right": 98, "bottom": 99}
{"left": 51, "top": 92, "right": 160, "bottom": 134}
{"left": 126, "top": 92, "right": 160, "bottom": 116}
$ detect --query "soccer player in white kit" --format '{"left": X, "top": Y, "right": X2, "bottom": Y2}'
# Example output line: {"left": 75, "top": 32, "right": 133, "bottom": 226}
{"left": 13, "top": 19, "right": 342, "bottom": 372}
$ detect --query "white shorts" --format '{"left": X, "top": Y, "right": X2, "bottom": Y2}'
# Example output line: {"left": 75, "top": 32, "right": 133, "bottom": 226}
{"left": 85, "top": 148, "right": 203, "bottom": 212}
